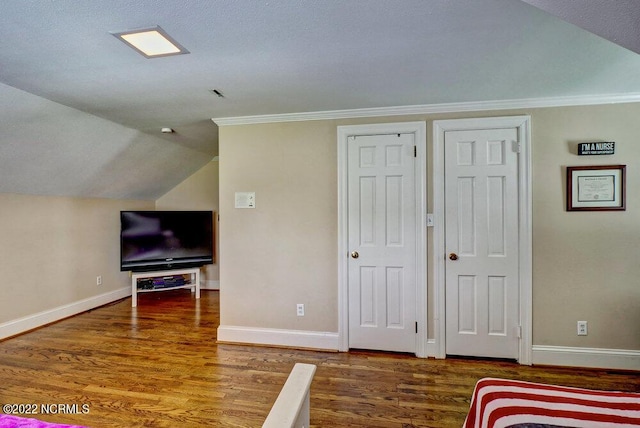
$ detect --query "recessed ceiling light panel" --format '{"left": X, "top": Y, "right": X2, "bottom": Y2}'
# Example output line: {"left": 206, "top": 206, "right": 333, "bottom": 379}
{"left": 112, "top": 26, "right": 189, "bottom": 58}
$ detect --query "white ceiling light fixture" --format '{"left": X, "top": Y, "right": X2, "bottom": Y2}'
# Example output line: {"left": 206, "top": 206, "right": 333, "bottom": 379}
{"left": 112, "top": 26, "right": 189, "bottom": 58}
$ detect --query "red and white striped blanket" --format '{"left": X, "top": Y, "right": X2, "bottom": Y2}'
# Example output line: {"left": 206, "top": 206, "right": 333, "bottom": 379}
{"left": 464, "top": 377, "right": 640, "bottom": 428}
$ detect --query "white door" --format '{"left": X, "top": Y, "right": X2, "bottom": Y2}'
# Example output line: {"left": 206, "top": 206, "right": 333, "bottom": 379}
{"left": 347, "top": 133, "right": 416, "bottom": 353}
{"left": 444, "top": 128, "right": 519, "bottom": 359}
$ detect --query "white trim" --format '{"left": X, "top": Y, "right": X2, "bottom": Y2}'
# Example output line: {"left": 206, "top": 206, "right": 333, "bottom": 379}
{"left": 337, "top": 121, "right": 427, "bottom": 357}
{"left": 337, "top": 124, "right": 349, "bottom": 352}
{"left": 532, "top": 345, "right": 640, "bottom": 371}
{"left": 217, "top": 325, "right": 339, "bottom": 351}
{"left": 212, "top": 93, "right": 640, "bottom": 126}
{"left": 518, "top": 118, "right": 533, "bottom": 365}
{"left": 433, "top": 116, "right": 533, "bottom": 364}
{"left": 416, "top": 124, "right": 428, "bottom": 358}
{"left": 0, "top": 287, "right": 131, "bottom": 340}
{"left": 262, "top": 363, "right": 316, "bottom": 428}
{"left": 432, "top": 130, "right": 446, "bottom": 359}
{"left": 426, "top": 338, "right": 438, "bottom": 358}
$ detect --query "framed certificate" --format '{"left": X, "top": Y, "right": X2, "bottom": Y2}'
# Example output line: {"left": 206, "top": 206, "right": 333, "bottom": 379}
{"left": 567, "top": 165, "right": 626, "bottom": 211}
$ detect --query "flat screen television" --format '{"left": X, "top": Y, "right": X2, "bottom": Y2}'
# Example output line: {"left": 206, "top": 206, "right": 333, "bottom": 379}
{"left": 120, "top": 210, "right": 213, "bottom": 272}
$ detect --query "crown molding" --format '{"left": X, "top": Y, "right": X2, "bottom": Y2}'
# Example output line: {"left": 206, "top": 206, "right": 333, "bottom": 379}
{"left": 212, "top": 93, "right": 640, "bottom": 126}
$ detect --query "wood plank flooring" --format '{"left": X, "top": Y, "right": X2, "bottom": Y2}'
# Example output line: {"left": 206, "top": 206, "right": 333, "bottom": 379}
{"left": 0, "top": 290, "right": 638, "bottom": 427}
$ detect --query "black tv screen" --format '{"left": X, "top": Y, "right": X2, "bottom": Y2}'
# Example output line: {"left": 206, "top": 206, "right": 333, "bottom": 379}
{"left": 120, "top": 211, "right": 213, "bottom": 272}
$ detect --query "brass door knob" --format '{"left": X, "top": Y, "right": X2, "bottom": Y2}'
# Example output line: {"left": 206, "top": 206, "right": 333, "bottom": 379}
{"left": 449, "top": 253, "right": 458, "bottom": 261}
{"left": 351, "top": 251, "right": 359, "bottom": 259}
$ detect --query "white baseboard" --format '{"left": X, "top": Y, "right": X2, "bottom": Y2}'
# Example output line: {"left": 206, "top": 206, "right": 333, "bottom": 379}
{"left": 201, "top": 280, "right": 220, "bottom": 290}
{"left": 0, "top": 287, "right": 131, "bottom": 341}
{"left": 217, "top": 325, "right": 339, "bottom": 351}
{"left": 532, "top": 345, "right": 640, "bottom": 371}
{"left": 426, "top": 339, "right": 438, "bottom": 358}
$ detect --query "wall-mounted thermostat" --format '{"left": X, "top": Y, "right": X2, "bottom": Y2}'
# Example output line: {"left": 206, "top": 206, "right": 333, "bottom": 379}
{"left": 235, "top": 192, "right": 255, "bottom": 208}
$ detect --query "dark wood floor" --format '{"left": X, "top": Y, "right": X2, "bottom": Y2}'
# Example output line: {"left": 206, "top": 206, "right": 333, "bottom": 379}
{"left": 0, "top": 290, "right": 638, "bottom": 427}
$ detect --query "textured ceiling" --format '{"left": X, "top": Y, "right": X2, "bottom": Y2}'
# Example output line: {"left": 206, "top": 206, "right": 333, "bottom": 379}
{"left": 522, "top": 0, "right": 640, "bottom": 55}
{"left": 1, "top": 0, "right": 639, "bottom": 199}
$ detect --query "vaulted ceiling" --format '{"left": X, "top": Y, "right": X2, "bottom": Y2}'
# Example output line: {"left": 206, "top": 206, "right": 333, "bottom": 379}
{"left": 1, "top": 0, "right": 639, "bottom": 200}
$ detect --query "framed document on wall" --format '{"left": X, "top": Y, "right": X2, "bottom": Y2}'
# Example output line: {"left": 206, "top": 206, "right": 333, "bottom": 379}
{"left": 567, "top": 165, "right": 626, "bottom": 211}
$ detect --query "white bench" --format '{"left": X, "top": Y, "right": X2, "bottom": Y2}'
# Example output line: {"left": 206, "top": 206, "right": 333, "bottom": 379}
{"left": 262, "top": 363, "right": 317, "bottom": 428}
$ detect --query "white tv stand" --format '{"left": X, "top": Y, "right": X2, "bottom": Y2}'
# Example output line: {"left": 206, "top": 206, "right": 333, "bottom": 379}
{"left": 131, "top": 267, "right": 201, "bottom": 307}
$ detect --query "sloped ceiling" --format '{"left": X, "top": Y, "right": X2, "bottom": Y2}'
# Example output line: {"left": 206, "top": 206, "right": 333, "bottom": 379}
{"left": 522, "top": 0, "right": 640, "bottom": 55}
{"left": 1, "top": 0, "right": 639, "bottom": 200}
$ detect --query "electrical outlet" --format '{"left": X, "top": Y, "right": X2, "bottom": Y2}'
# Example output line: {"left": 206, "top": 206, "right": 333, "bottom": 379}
{"left": 577, "top": 320, "right": 588, "bottom": 336}
{"left": 96, "top": 276, "right": 102, "bottom": 286}
{"left": 296, "top": 304, "right": 305, "bottom": 316}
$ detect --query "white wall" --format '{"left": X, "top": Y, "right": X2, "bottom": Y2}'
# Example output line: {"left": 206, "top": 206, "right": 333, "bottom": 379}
{"left": 218, "top": 122, "right": 338, "bottom": 333}
{"left": 156, "top": 160, "right": 220, "bottom": 287}
{"left": 531, "top": 104, "right": 640, "bottom": 349}
{"left": 217, "top": 103, "right": 640, "bottom": 367}
{"left": 3, "top": 102, "right": 638, "bottom": 369}
{"left": 0, "top": 159, "right": 219, "bottom": 339}
{"left": 0, "top": 193, "right": 153, "bottom": 338}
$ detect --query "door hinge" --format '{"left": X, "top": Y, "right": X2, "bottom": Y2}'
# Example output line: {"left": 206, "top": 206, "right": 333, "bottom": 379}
{"left": 513, "top": 141, "right": 522, "bottom": 153}
{"left": 517, "top": 325, "right": 522, "bottom": 338}
{"left": 414, "top": 146, "right": 417, "bottom": 157}
{"left": 415, "top": 321, "right": 418, "bottom": 333}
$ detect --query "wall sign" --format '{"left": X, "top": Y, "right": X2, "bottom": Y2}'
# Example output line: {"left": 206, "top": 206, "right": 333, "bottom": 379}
{"left": 577, "top": 142, "right": 615, "bottom": 156}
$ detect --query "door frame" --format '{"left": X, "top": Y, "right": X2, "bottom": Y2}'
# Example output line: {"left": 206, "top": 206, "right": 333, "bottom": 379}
{"left": 337, "top": 121, "right": 427, "bottom": 357}
{"left": 433, "top": 116, "right": 532, "bottom": 364}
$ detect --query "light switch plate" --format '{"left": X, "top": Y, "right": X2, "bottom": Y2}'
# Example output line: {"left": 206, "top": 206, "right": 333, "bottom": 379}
{"left": 235, "top": 192, "right": 255, "bottom": 208}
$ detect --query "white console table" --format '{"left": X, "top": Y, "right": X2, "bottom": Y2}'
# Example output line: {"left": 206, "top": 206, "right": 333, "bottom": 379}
{"left": 131, "top": 267, "right": 200, "bottom": 307}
